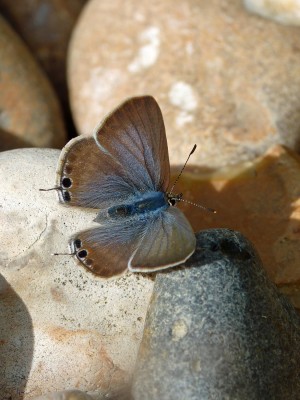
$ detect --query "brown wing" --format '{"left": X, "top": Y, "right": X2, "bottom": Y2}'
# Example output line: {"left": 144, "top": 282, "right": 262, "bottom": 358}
{"left": 56, "top": 136, "right": 137, "bottom": 208}
{"left": 68, "top": 219, "right": 146, "bottom": 278}
{"left": 56, "top": 96, "right": 170, "bottom": 209}
{"left": 94, "top": 96, "right": 170, "bottom": 192}
{"left": 69, "top": 207, "right": 195, "bottom": 278}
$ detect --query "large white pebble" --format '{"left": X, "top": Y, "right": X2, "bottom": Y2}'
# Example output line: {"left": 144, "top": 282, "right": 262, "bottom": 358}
{"left": 0, "top": 148, "right": 153, "bottom": 399}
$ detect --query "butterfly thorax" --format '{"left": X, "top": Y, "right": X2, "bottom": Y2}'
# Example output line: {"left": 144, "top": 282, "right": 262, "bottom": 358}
{"left": 107, "top": 191, "right": 169, "bottom": 219}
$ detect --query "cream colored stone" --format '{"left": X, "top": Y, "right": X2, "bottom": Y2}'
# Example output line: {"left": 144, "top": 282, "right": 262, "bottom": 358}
{"left": 244, "top": 0, "right": 300, "bottom": 25}
{"left": 0, "top": 149, "right": 153, "bottom": 398}
{"left": 68, "top": 0, "right": 300, "bottom": 169}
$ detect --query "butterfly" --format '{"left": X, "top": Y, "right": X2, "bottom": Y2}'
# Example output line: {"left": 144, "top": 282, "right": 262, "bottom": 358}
{"left": 55, "top": 96, "right": 196, "bottom": 278}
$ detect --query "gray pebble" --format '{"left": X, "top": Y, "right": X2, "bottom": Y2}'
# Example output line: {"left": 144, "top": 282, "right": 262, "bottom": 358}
{"left": 132, "top": 229, "right": 300, "bottom": 400}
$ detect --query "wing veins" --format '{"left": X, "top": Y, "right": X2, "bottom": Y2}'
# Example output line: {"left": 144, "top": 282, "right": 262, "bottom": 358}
{"left": 122, "top": 104, "right": 155, "bottom": 187}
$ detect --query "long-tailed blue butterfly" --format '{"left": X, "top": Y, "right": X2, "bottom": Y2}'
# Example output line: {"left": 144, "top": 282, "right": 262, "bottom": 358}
{"left": 55, "top": 96, "right": 198, "bottom": 278}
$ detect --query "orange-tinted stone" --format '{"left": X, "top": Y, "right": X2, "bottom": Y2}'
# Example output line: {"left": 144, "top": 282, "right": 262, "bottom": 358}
{"left": 174, "top": 145, "right": 300, "bottom": 308}
{"left": 0, "top": 15, "right": 66, "bottom": 148}
{"left": 68, "top": 0, "right": 300, "bottom": 168}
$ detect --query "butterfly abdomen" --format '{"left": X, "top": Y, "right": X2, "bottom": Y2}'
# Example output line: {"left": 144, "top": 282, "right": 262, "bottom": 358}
{"left": 107, "top": 191, "right": 169, "bottom": 219}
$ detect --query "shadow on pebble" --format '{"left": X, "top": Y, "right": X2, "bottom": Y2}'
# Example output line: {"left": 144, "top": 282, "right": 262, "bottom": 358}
{"left": 132, "top": 228, "right": 300, "bottom": 400}
{"left": 0, "top": 274, "right": 34, "bottom": 400}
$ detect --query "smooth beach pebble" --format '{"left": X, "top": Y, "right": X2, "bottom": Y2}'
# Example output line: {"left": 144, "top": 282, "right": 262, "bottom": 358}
{"left": 68, "top": 0, "right": 300, "bottom": 168}
{"left": 0, "top": 15, "right": 66, "bottom": 149}
{"left": 132, "top": 229, "right": 300, "bottom": 399}
{"left": 0, "top": 127, "right": 32, "bottom": 150}
{"left": 0, "top": 0, "right": 87, "bottom": 124}
{"left": 0, "top": 149, "right": 153, "bottom": 398}
{"left": 244, "top": 0, "right": 300, "bottom": 26}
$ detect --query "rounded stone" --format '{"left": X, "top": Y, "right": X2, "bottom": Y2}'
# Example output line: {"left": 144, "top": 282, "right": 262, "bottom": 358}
{"left": 132, "top": 229, "right": 300, "bottom": 399}
{"left": 0, "top": 15, "right": 66, "bottom": 148}
{"left": 68, "top": 0, "right": 300, "bottom": 167}
{"left": 0, "top": 126, "right": 32, "bottom": 150}
{"left": 0, "top": 148, "right": 153, "bottom": 398}
{"left": 244, "top": 0, "right": 300, "bottom": 26}
{"left": 0, "top": 0, "right": 87, "bottom": 130}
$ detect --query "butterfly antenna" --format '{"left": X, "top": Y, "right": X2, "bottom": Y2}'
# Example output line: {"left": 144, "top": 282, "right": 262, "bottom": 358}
{"left": 169, "top": 144, "right": 197, "bottom": 193}
{"left": 180, "top": 198, "right": 216, "bottom": 213}
{"left": 51, "top": 251, "right": 75, "bottom": 256}
{"left": 39, "top": 186, "right": 61, "bottom": 192}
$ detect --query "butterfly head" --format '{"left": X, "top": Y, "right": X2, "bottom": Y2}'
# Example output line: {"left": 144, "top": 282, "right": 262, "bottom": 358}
{"left": 167, "top": 192, "right": 183, "bottom": 207}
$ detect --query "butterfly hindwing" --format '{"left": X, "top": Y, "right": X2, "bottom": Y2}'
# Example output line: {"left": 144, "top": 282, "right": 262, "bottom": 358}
{"left": 69, "top": 206, "right": 195, "bottom": 277}
{"left": 129, "top": 207, "right": 196, "bottom": 272}
{"left": 69, "top": 218, "right": 146, "bottom": 278}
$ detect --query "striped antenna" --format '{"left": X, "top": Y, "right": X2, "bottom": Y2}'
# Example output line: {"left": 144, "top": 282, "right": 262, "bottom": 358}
{"left": 169, "top": 144, "right": 197, "bottom": 193}
{"left": 180, "top": 198, "right": 216, "bottom": 213}
{"left": 169, "top": 144, "right": 217, "bottom": 214}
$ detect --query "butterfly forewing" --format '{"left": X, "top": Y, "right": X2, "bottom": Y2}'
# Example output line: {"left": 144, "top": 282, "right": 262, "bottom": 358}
{"left": 57, "top": 96, "right": 170, "bottom": 209}
{"left": 56, "top": 136, "right": 136, "bottom": 208}
{"left": 94, "top": 96, "right": 170, "bottom": 192}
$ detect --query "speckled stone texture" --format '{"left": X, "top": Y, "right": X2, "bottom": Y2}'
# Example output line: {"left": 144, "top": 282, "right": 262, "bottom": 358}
{"left": 31, "top": 388, "right": 131, "bottom": 400}
{"left": 132, "top": 229, "right": 300, "bottom": 400}
{"left": 32, "top": 392, "right": 95, "bottom": 400}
